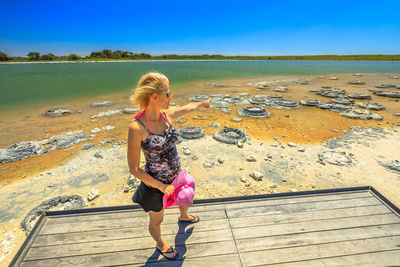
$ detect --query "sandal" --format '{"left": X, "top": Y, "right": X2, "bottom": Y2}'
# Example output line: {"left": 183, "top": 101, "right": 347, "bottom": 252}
{"left": 178, "top": 214, "right": 200, "bottom": 223}
{"left": 156, "top": 246, "right": 178, "bottom": 260}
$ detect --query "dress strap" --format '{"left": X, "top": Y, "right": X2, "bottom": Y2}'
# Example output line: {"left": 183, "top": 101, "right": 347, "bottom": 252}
{"left": 134, "top": 119, "right": 149, "bottom": 133}
{"left": 134, "top": 109, "right": 169, "bottom": 134}
{"left": 160, "top": 112, "right": 171, "bottom": 125}
{"left": 134, "top": 109, "right": 152, "bottom": 133}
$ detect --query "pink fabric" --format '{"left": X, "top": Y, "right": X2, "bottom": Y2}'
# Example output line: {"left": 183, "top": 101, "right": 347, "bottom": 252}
{"left": 163, "top": 170, "right": 195, "bottom": 209}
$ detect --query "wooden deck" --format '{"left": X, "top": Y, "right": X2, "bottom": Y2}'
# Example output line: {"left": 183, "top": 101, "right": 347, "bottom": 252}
{"left": 11, "top": 186, "right": 400, "bottom": 266}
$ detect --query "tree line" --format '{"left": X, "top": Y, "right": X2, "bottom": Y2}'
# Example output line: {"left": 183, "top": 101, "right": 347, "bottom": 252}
{"left": 0, "top": 49, "right": 400, "bottom": 62}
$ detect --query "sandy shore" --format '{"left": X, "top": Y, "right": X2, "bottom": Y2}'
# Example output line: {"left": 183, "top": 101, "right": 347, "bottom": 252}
{"left": 0, "top": 72, "right": 399, "bottom": 265}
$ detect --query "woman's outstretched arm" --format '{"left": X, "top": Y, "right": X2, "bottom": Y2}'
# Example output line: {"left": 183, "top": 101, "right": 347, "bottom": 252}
{"left": 167, "top": 99, "right": 210, "bottom": 120}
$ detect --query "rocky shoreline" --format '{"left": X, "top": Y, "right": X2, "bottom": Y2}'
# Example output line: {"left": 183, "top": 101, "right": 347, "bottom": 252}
{"left": 0, "top": 72, "right": 399, "bottom": 265}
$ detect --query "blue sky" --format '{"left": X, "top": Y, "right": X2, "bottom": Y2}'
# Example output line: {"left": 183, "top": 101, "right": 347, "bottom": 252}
{"left": 1, "top": 0, "right": 400, "bottom": 56}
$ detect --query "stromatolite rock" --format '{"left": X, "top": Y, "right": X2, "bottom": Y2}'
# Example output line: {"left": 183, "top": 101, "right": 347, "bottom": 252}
{"left": 44, "top": 108, "right": 71, "bottom": 116}
{"left": 318, "top": 151, "right": 354, "bottom": 166}
{"left": 354, "top": 102, "right": 385, "bottom": 111}
{"left": 122, "top": 108, "right": 140, "bottom": 114}
{"left": 189, "top": 95, "right": 210, "bottom": 102}
{"left": 318, "top": 103, "right": 351, "bottom": 113}
{"left": 21, "top": 195, "right": 87, "bottom": 234}
{"left": 213, "top": 127, "right": 247, "bottom": 145}
{"left": 237, "top": 106, "right": 270, "bottom": 118}
{"left": 178, "top": 126, "right": 205, "bottom": 139}
{"left": 127, "top": 174, "right": 141, "bottom": 188}
{"left": 272, "top": 99, "right": 299, "bottom": 109}
{"left": 49, "top": 131, "right": 92, "bottom": 149}
{"left": 273, "top": 86, "right": 288, "bottom": 92}
{"left": 316, "top": 88, "right": 346, "bottom": 98}
{"left": 0, "top": 131, "right": 91, "bottom": 163}
{"left": 330, "top": 97, "right": 354, "bottom": 105}
{"left": 347, "top": 93, "right": 372, "bottom": 100}
{"left": 348, "top": 80, "right": 365, "bottom": 85}
{"left": 340, "top": 108, "right": 382, "bottom": 120}
{"left": 325, "top": 126, "right": 388, "bottom": 149}
{"left": 0, "top": 142, "right": 44, "bottom": 163}
{"left": 375, "top": 84, "right": 396, "bottom": 89}
{"left": 91, "top": 110, "right": 120, "bottom": 119}
{"left": 373, "top": 90, "right": 400, "bottom": 98}
{"left": 91, "top": 101, "right": 112, "bottom": 107}
{"left": 299, "top": 99, "right": 322, "bottom": 107}
{"left": 249, "top": 95, "right": 268, "bottom": 105}
{"left": 379, "top": 160, "right": 400, "bottom": 173}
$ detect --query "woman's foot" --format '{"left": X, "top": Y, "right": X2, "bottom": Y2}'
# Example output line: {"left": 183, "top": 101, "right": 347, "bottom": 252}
{"left": 178, "top": 214, "right": 200, "bottom": 223}
{"left": 156, "top": 244, "right": 178, "bottom": 260}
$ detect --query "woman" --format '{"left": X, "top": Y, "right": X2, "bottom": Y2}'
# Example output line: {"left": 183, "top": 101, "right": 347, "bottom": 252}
{"left": 127, "top": 72, "right": 210, "bottom": 260}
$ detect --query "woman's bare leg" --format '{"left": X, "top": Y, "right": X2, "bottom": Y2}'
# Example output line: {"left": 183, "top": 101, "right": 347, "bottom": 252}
{"left": 148, "top": 210, "right": 177, "bottom": 256}
{"left": 178, "top": 202, "right": 196, "bottom": 221}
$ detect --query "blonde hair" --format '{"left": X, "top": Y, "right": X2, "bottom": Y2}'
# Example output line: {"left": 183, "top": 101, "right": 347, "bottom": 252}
{"left": 131, "top": 72, "right": 169, "bottom": 109}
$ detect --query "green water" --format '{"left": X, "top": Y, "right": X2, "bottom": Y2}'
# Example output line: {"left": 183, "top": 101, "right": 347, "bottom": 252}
{"left": 1, "top": 60, "right": 400, "bottom": 112}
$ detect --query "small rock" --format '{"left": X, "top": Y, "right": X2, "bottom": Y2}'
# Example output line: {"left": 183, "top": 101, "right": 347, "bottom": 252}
{"left": 87, "top": 188, "right": 100, "bottom": 201}
{"left": 239, "top": 177, "right": 247, "bottom": 183}
{"left": 246, "top": 156, "right": 257, "bottom": 162}
{"left": 270, "top": 144, "right": 278, "bottom": 147}
{"left": 250, "top": 171, "right": 263, "bottom": 181}
{"left": 183, "top": 148, "right": 191, "bottom": 155}
{"left": 297, "top": 148, "right": 305, "bottom": 152}
{"left": 273, "top": 137, "right": 281, "bottom": 142}
{"left": 232, "top": 118, "right": 243, "bottom": 122}
{"left": 123, "top": 186, "right": 131, "bottom": 193}
{"left": 289, "top": 188, "right": 297, "bottom": 192}
{"left": 203, "top": 161, "right": 215, "bottom": 168}
{"left": 287, "top": 142, "right": 297, "bottom": 147}
{"left": 176, "top": 118, "right": 183, "bottom": 123}
{"left": 191, "top": 155, "right": 198, "bottom": 161}
{"left": 269, "top": 183, "right": 277, "bottom": 188}
{"left": 237, "top": 140, "right": 244, "bottom": 148}
{"left": 94, "top": 152, "right": 103, "bottom": 159}
{"left": 208, "top": 123, "right": 221, "bottom": 127}
{"left": 217, "top": 158, "right": 224, "bottom": 164}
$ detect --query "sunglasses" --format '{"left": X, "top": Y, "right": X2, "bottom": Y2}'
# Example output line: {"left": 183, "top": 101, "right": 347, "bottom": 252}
{"left": 161, "top": 91, "right": 171, "bottom": 98}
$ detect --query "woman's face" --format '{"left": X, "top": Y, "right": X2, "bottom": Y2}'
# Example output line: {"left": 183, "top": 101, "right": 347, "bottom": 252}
{"left": 159, "top": 81, "right": 172, "bottom": 109}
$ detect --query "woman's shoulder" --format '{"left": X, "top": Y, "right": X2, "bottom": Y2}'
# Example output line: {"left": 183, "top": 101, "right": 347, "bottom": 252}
{"left": 129, "top": 120, "right": 147, "bottom": 137}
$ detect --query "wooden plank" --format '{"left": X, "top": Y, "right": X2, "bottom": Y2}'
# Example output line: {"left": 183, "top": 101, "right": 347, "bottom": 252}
{"left": 35, "top": 217, "right": 229, "bottom": 245}
{"left": 232, "top": 213, "right": 399, "bottom": 240}
{"left": 45, "top": 191, "right": 371, "bottom": 224}
{"left": 26, "top": 228, "right": 233, "bottom": 260}
{"left": 236, "top": 223, "right": 400, "bottom": 252}
{"left": 230, "top": 204, "right": 390, "bottom": 228}
{"left": 21, "top": 240, "right": 238, "bottom": 266}
{"left": 227, "top": 196, "right": 380, "bottom": 219}
{"left": 40, "top": 209, "right": 227, "bottom": 235}
{"left": 273, "top": 249, "right": 400, "bottom": 266}
{"left": 119, "top": 253, "right": 242, "bottom": 267}
{"left": 240, "top": 236, "right": 400, "bottom": 266}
